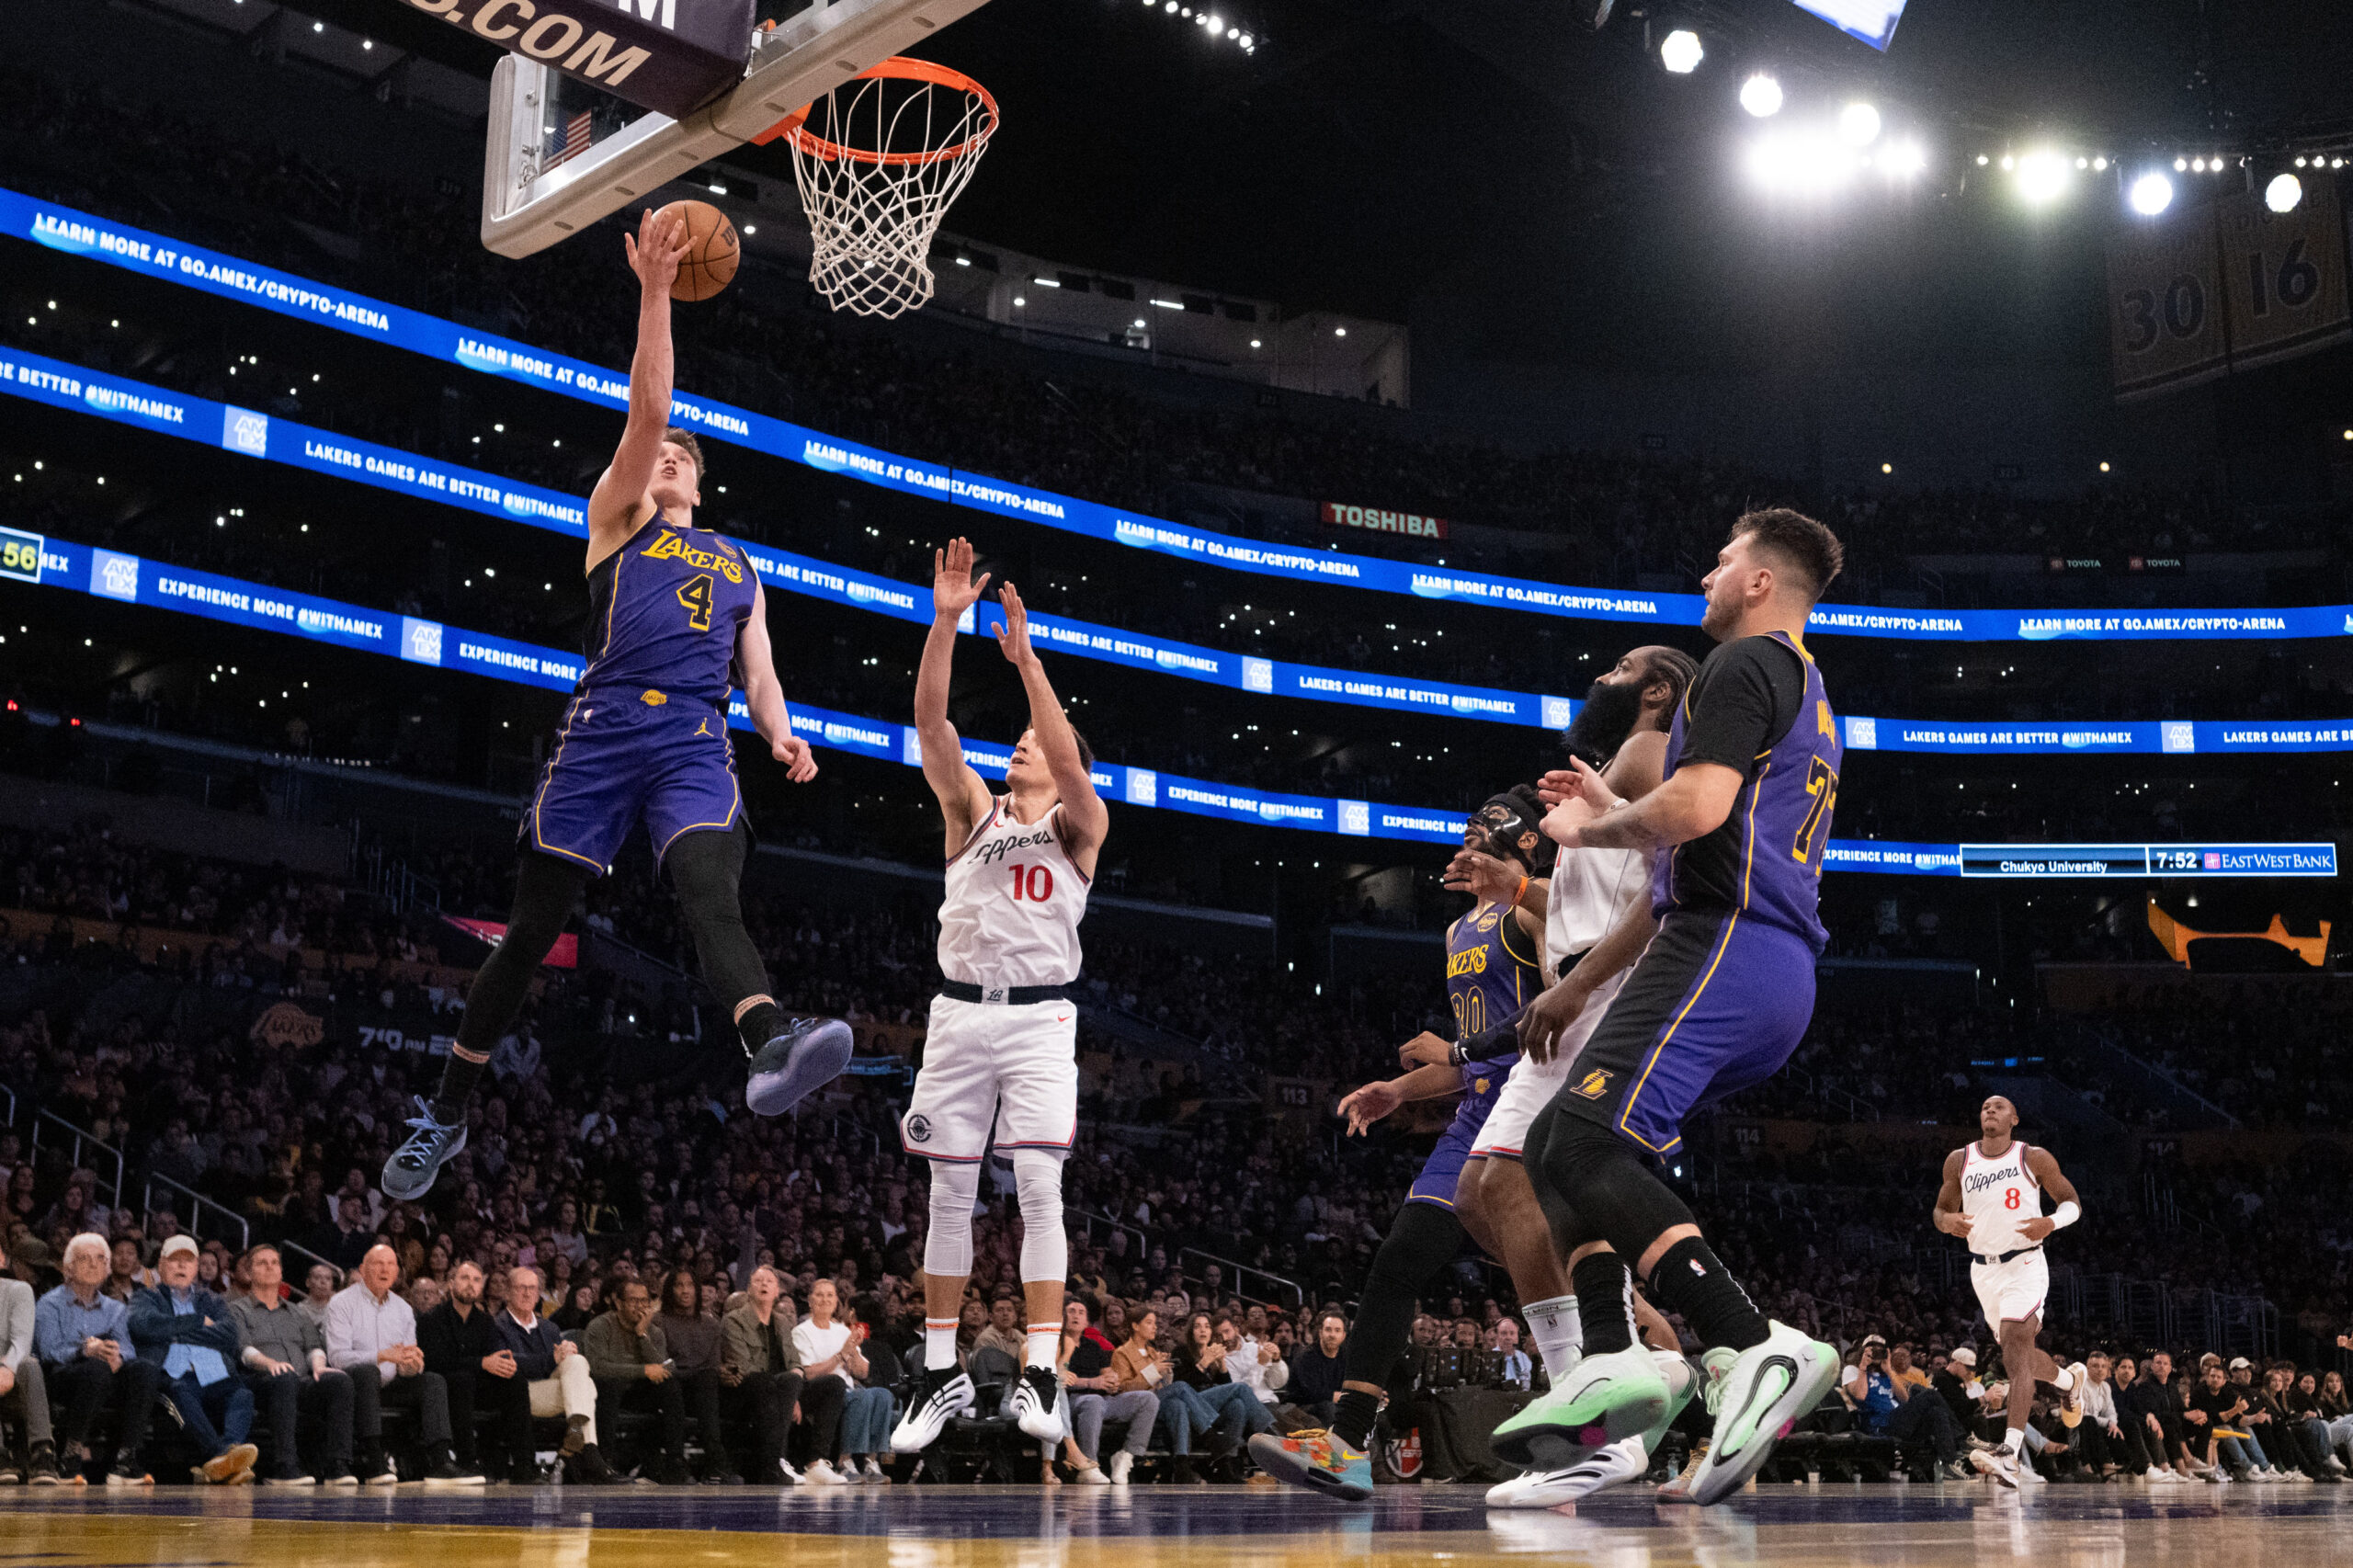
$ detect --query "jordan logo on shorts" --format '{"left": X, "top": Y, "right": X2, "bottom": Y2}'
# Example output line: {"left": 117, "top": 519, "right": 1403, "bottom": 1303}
{"left": 1573, "top": 1068, "right": 1614, "bottom": 1099}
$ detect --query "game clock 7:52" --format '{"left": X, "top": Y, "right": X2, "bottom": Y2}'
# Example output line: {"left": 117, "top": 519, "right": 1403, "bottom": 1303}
{"left": 0, "top": 527, "right": 45, "bottom": 585}
{"left": 2151, "top": 848, "right": 2205, "bottom": 873}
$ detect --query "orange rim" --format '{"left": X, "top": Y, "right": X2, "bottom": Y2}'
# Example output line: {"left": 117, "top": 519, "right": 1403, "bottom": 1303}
{"left": 752, "top": 57, "right": 998, "bottom": 166}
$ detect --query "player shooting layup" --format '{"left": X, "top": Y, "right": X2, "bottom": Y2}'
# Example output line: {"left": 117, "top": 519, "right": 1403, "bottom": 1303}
{"left": 382, "top": 209, "right": 847, "bottom": 1201}
{"left": 892, "top": 538, "right": 1106, "bottom": 1456}
{"left": 1488, "top": 509, "right": 1849, "bottom": 1506}
{"left": 1936, "top": 1095, "right": 2086, "bottom": 1489}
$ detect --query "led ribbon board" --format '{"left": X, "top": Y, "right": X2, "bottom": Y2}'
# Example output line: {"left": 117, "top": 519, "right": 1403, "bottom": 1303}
{"left": 10, "top": 342, "right": 2353, "bottom": 756}
{"left": 9, "top": 188, "right": 2347, "bottom": 644}
{"left": 2, "top": 525, "right": 2336, "bottom": 878}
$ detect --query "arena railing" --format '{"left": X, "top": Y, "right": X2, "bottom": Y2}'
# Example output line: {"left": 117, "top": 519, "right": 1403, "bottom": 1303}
{"left": 1178, "top": 1247, "right": 1305, "bottom": 1312}
{"left": 13, "top": 338, "right": 2353, "bottom": 757}
{"left": 142, "top": 1170, "right": 250, "bottom": 1255}
{"left": 11, "top": 188, "right": 2353, "bottom": 646}
{"left": 275, "top": 1237, "right": 345, "bottom": 1289}
{"left": 31, "top": 1108, "right": 126, "bottom": 1215}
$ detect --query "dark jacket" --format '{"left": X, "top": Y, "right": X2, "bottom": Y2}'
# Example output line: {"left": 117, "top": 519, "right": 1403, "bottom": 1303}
{"left": 719, "top": 1304, "right": 798, "bottom": 1378}
{"left": 659, "top": 1312, "right": 722, "bottom": 1376}
{"left": 493, "top": 1309, "right": 569, "bottom": 1382}
{"left": 417, "top": 1301, "right": 500, "bottom": 1379}
{"left": 127, "top": 1283, "right": 243, "bottom": 1373}
{"left": 581, "top": 1310, "right": 668, "bottom": 1381}
{"left": 1282, "top": 1346, "right": 1347, "bottom": 1407}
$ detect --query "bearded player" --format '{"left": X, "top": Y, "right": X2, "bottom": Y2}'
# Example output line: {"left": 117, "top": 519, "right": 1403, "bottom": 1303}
{"left": 381, "top": 209, "right": 845, "bottom": 1201}
{"left": 1936, "top": 1095, "right": 2086, "bottom": 1489}
{"left": 1489, "top": 509, "right": 1848, "bottom": 1506}
{"left": 891, "top": 538, "right": 1104, "bottom": 1457}
{"left": 1249, "top": 787, "right": 1551, "bottom": 1499}
{"left": 1447, "top": 646, "right": 1701, "bottom": 1506}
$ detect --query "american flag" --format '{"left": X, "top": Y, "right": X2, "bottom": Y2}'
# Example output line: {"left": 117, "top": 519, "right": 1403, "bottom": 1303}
{"left": 544, "top": 110, "right": 594, "bottom": 171}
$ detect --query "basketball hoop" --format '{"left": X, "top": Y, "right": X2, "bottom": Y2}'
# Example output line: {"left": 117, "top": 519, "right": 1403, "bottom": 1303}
{"left": 757, "top": 57, "right": 998, "bottom": 319}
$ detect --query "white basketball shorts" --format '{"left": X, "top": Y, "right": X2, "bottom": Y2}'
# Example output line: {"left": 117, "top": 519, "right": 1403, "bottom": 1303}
{"left": 1971, "top": 1247, "right": 2050, "bottom": 1327}
{"left": 899, "top": 994, "right": 1078, "bottom": 1165}
{"left": 1469, "top": 966, "right": 1631, "bottom": 1160}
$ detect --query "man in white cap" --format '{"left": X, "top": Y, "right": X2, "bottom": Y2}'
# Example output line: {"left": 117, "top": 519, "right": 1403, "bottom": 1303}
{"left": 127, "top": 1234, "right": 260, "bottom": 1483}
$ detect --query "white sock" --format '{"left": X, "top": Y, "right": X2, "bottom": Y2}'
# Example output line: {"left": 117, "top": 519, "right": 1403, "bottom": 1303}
{"left": 1526, "top": 1293, "right": 1581, "bottom": 1381}
{"left": 2052, "top": 1365, "right": 2075, "bottom": 1393}
{"left": 2006, "top": 1426, "right": 2028, "bottom": 1455}
{"left": 925, "top": 1318, "right": 959, "bottom": 1371}
{"left": 1025, "top": 1324, "right": 1059, "bottom": 1370}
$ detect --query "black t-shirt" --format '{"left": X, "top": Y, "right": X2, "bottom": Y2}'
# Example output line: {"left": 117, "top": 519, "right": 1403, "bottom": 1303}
{"left": 1067, "top": 1337, "right": 1112, "bottom": 1380}
{"left": 1661, "top": 635, "right": 1808, "bottom": 917}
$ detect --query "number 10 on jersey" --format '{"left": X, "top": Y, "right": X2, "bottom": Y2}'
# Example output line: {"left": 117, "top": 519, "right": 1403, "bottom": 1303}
{"left": 1008, "top": 862, "right": 1054, "bottom": 902}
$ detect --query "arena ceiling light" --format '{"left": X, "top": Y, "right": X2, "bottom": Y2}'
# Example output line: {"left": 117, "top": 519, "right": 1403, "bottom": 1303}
{"left": 1739, "top": 73, "right": 1784, "bottom": 117}
{"left": 2014, "top": 149, "right": 2072, "bottom": 205}
{"left": 2266, "top": 172, "right": 2303, "bottom": 213}
{"left": 2129, "top": 171, "right": 2175, "bottom": 215}
{"left": 1660, "top": 28, "right": 1704, "bottom": 74}
{"left": 1876, "top": 140, "right": 1927, "bottom": 178}
{"left": 1745, "top": 131, "right": 1857, "bottom": 196}
{"left": 1838, "top": 101, "right": 1881, "bottom": 146}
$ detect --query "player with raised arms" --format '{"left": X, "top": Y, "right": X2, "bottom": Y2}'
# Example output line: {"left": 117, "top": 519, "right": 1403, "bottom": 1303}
{"left": 381, "top": 207, "right": 847, "bottom": 1202}
{"left": 1936, "top": 1095, "right": 2086, "bottom": 1489}
{"left": 891, "top": 537, "right": 1106, "bottom": 1457}
{"left": 1487, "top": 509, "right": 1849, "bottom": 1506}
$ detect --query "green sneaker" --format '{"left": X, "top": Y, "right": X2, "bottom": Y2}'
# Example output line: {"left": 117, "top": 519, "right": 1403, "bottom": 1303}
{"left": 1683, "top": 1322, "right": 1840, "bottom": 1506}
{"left": 1490, "top": 1345, "right": 1669, "bottom": 1471}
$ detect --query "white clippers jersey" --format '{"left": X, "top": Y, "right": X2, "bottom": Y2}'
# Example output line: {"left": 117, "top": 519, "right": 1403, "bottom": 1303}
{"left": 1544, "top": 844, "right": 1650, "bottom": 974}
{"left": 1958, "top": 1139, "right": 2040, "bottom": 1256}
{"left": 938, "top": 796, "right": 1089, "bottom": 990}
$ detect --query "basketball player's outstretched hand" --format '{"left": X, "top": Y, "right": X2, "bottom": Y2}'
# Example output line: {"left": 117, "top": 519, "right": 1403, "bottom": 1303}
{"left": 623, "top": 206, "right": 694, "bottom": 294}
{"left": 994, "top": 582, "right": 1037, "bottom": 667}
{"left": 773, "top": 733, "right": 819, "bottom": 783}
{"left": 932, "top": 536, "right": 990, "bottom": 619}
{"left": 1535, "top": 756, "right": 1619, "bottom": 815}
{"left": 1337, "top": 1080, "right": 1404, "bottom": 1135}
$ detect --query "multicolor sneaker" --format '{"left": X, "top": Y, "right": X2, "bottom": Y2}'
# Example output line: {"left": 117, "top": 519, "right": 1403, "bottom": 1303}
{"left": 1489, "top": 1345, "right": 1670, "bottom": 1471}
{"left": 1247, "top": 1429, "right": 1372, "bottom": 1501}
{"left": 1683, "top": 1321, "right": 1840, "bottom": 1506}
{"left": 381, "top": 1097, "right": 467, "bottom": 1201}
{"left": 745, "top": 1017, "right": 855, "bottom": 1117}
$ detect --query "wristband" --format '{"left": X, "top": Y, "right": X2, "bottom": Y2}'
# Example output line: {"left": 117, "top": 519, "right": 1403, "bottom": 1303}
{"left": 1449, "top": 1039, "right": 1470, "bottom": 1067}
{"left": 2049, "top": 1199, "right": 2080, "bottom": 1231}
{"left": 1513, "top": 874, "right": 1529, "bottom": 908}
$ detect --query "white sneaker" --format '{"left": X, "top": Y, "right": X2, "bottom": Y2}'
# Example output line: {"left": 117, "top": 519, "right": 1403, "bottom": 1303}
{"left": 1011, "top": 1368, "right": 1071, "bottom": 1444}
{"left": 777, "top": 1459, "right": 803, "bottom": 1485}
{"left": 1108, "top": 1451, "right": 1133, "bottom": 1487}
{"left": 891, "top": 1369, "right": 976, "bottom": 1455}
{"left": 804, "top": 1460, "right": 846, "bottom": 1486}
{"left": 2056, "top": 1363, "right": 2087, "bottom": 1428}
{"left": 1076, "top": 1462, "right": 1110, "bottom": 1485}
{"left": 2143, "top": 1465, "right": 2171, "bottom": 1483}
{"left": 1970, "top": 1444, "right": 2023, "bottom": 1490}
{"left": 1683, "top": 1322, "right": 1841, "bottom": 1506}
{"left": 861, "top": 1457, "right": 888, "bottom": 1483}
{"left": 1484, "top": 1437, "right": 1650, "bottom": 1507}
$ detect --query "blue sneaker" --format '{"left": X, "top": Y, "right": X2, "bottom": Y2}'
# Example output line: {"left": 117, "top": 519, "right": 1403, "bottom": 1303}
{"left": 381, "top": 1097, "right": 467, "bottom": 1201}
{"left": 745, "top": 1017, "right": 854, "bottom": 1116}
{"left": 1248, "top": 1429, "right": 1373, "bottom": 1501}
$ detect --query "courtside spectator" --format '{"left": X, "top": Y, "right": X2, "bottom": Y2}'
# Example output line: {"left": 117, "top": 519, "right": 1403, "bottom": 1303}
{"left": 1217, "top": 1315, "right": 1288, "bottom": 1410}
{"left": 788, "top": 1278, "right": 857, "bottom": 1485}
{"left": 1278, "top": 1310, "right": 1349, "bottom": 1430}
{"left": 841, "top": 1294, "right": 898, "bottom": 1483}
{"left": 415, "top": 1261, "right": 496, "bottom": 1483}
{"left": 0, "top": 1230, "right": 59, "bottom": 1483}
{"left": 1839, "top": 1335, "right": 1968, "bottom": 1480}
{"left": 1493, "top": 1317, "right": 1531, "bottom": 1391}
{"left": 128, "top": 1234, "right": 260, "bottom": 1485}
{"left": 228, "top": 1244, "right": 355, "bottom": 1485}
{"left": 583, "top": 1277, "right": 689, "bottom": 1484}
{"left": 1059, "top": 1298, "right": 1153, "bottom": 1485}
{"left": 1174, "top": 1311, "right": 1273, "bottom": 1481}
{"left": 324, "top": 1244, "right": 468, "bottom": 1485}
{"left": 656, "top": 1267, "right": 734, "bottom": 1483}
{"left": 37, "top": 1234, "right": 165, "bottom": 1484}
{"left": 489, "top": 1266, "right": 615, "bottom": 1484}
{"left": 295, "top": 1264, "right": 338, "bottom": 1329}
{"left": 718, "top": 1265, "right": 802, "bottom": 1485}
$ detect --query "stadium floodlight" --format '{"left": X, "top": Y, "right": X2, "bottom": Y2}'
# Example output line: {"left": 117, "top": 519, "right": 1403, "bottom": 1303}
{"left": 1879, "top": 140, "right": 1927, "bottom": 177}
{"left": 1745, "top": 131, "right": 1858, "bottom": 196}
{"left": 2266, "top": 172, "right": 2303, "bottom": 212}
{"left": 2129, "top": 172, "right": 2174, "bottom": 215}
{"left": 2174, "top": 157, "right": 2188, "bottom": 171}
{"left": 2015, "top": 150, "right": 2071, "bottom": 204}
{"left": 1661, "top": 28, "right": 1704, "bottom": 74}
{"left": 1739, "top": 73, "right": 1784, "bottom": 117}
{"left": 1839, "top": 102, "right": 1881, "bottom": 146}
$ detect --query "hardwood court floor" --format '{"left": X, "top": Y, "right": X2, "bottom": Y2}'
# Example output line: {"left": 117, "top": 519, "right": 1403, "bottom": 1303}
{"left": 4, "top": 1482, "right": 2350, "bottom": 1567}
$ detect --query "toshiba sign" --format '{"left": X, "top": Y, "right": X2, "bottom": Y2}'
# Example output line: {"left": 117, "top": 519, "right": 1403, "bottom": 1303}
{"left": 1321, "top": 502, "right": 1449, "bottom": 540}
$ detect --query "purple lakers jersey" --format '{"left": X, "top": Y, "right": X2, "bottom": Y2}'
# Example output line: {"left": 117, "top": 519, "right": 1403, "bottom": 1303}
{"left": 1652, "top": 630, "right": 1839, "bottom": 951}
{"left": 1446, "top": 901, "right": 1543, "bottom": 1084}
{"left": 580, "top": 515, "right": 758, "bottom": 707}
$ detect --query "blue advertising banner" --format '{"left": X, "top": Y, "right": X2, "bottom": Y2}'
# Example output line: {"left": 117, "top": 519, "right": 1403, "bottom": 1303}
{"left": 11, "top": 341, "right": 2353, "bottom": 755}
{"left": 10, "top": 187, "right": 2348, "bottom": 645}
{"left": 6, "top": 525, "right": 2335, "bottom": 877}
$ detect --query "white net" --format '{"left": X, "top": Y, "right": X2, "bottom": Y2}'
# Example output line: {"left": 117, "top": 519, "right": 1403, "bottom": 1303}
{"left": 784, "top": 61, "right": 997, "bottom": 319}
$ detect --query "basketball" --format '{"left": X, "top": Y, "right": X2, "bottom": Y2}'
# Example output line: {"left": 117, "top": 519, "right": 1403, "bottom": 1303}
{"left": 655, "top": 198, "right": 738, "bottom": 301}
